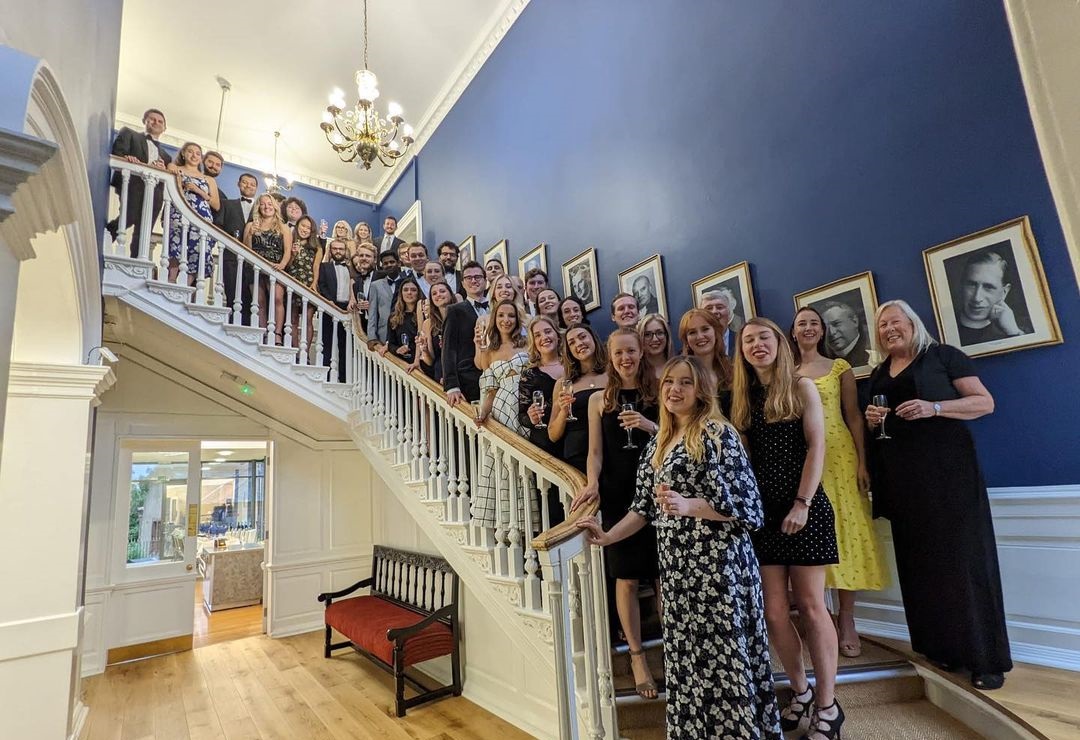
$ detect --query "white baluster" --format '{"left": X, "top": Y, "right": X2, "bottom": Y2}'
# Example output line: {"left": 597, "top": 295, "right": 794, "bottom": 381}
{"left": 266, "top": 273, "right": 278, "bottom": 345}
{"left": 195, "top": 230, "right": 208, "bottom": 304}
{"left": 507, "top": 458, "right": 524, "bottom": 580}
{"left": 539, "top": 475, "right": 552, "bottom": 532}
{"left": 137, "top": 172, "right": 156, "bottom": 261}
{"left": 178, "top": 221, "right": 190, "bottom": 283}
{"left": 315, "top": 307, "right": 326, "bottom": 380}
{"left": 298, "top": 296, "right": 309, "bottom": 363}
{"left": 445, "top": 413, "right": 459, "bottom": 519}
{"left": 575, "top": 557, "right": 607, "bottom": 740}
{"left": 539, "top": 547, "right": 578, "bottom": 740}
{"left": 283, "top": 285, "right": 294, "bottom": 350}
{"left": 415, "top": 393, "right": 428, "bottom": 485}
{"left": 250, "top": 264, "right": 261, "bottom": 331}
{"left": 157, "top": 200, "right": 171, "bottom": 280}
{"left": 232, "top": 252, "right": 245, "bottom": 324}
{"left": 115, "top": 168, "right": 131, "bottom": 256}
{"left": 455, "top": 417, "right": 470, "bottom": 523}
{"left": 523, "top": 468, "right": 543, "bottom": 612}
{"left": 590, "top": 545, "right": 619, "bottom": 737}
{"left": 493, "top": 447, "right": 508, "bottom": 575}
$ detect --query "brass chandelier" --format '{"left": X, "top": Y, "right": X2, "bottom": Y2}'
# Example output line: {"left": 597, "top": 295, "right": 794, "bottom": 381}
{"left": 320, "top": 0, "right": 414, "bottom": 169}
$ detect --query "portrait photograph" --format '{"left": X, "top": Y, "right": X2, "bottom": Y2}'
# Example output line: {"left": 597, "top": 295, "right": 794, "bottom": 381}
{"left": 618, "top": 254, "right": 668, "bottom": 319}
{"left": 458, "top": 235, "right": 476, "bottom": 270}
{"left": 924, "top": 216, "right": 1062, "bottom": 358}
{"left": 561, "top": 247, "right": 601, "bottom": 312}
{"left": 518, "top": 243, "right": 548, "bottom": 280}
{"left": 794, "top": 271, "right": 880, "bottom": 379}
{"left": 690, "top": 261, "right": 757, "bottom": 334}
{"left": 483, "top": 239, "right": 509, "bottom": 272}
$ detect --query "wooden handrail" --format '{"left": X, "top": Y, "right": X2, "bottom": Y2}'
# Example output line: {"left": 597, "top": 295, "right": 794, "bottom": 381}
{"left": 355, "top": 320, "right": 597, "bottom": 552}
{"left": 109, "top": 156, "right": 347, "bottom": 318}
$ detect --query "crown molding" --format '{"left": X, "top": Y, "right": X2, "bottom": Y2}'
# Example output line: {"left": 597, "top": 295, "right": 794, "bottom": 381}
{"left": 371, "top": 0, "right": 532, "bottom": 203}
{"left": 8, "top": 362, "right": 116, "bottom": 405}
{"left": 112, "top": 112, "right": 377, "bottom": 203}
{"left": 114, "top": 0, "right": 530, "bottom": 207}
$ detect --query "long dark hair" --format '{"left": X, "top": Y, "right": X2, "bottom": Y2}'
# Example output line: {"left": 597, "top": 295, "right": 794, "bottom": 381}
{"left": 294, "top": 215, "right": 321, "bottom": 253}
{"left": 788, "top": 305, "right": 830, "bottom": 364}
{"left": 562, "top": 322, "right": 607, "bottom": 381}
{"left": 558, "top": 296, "right": 589, "bottom": 329}
{"left": 389, "top": 277, "right": 421, "bottom": 330}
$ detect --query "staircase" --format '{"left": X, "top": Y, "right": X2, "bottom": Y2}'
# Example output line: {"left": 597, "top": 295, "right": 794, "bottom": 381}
{"left": 101, "top": 158, "right": 1043, "bottom": 740}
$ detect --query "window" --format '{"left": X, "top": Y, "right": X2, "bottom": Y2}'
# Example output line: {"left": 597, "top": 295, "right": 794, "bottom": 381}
{"left": 198, "top": 458, "right": 266, "bottom": 547}
{"left": 127, "top": 451, "right": 189, "bottom": 564}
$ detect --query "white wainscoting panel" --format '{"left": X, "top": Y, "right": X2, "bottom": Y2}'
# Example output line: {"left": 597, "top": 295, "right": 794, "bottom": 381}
{"left": 80, "top": 591, "right": 109, "bottom": 677}
{"left": 267, "top": 555, "right": 373, "bottom": 638}
{"left": 856, "top": 485, "right": 1080, "bottom": 671}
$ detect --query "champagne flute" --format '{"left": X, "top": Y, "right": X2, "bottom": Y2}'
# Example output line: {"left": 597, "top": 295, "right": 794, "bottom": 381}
{"left": 401, "top": 332, "right": 410, "bottom": 356}
{"left": 563, "top": 379, "right": 578, "bottom": 421}
{"left": 532, "top": 390, "right": 547, "bottom": 429}
{"left": 872, "top": 394, "right": 891, "bottom": 439}
{"left": 471, "top": 401, "right": 483, "bottom": 422}
{"left": 621, "top": 401, "right": 638, "bottom": 450}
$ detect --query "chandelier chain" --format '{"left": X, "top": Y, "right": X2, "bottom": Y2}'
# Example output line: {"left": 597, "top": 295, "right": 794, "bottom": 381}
{"left": 363, "top": 0, "right": 369, "bottom": 71}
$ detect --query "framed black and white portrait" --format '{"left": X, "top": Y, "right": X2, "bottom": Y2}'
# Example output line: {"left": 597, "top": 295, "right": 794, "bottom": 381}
{"left": 457, "top": 235, "right": 476, "bottom": 270}
{"left": 562, "top": 247, "right": 600, "bottom": 312}
{"left": 518, "top": 243, "right": 547, "bottom": 280}
{"left": 483, "top": 239, "right": 509, "bottom": 273}
{"left": 691, "top": 261, "right": 757, "bottom": 335}
{"left": 923, "top": 216, "right": 1062, "bottom": 358}
{"left": 794, "top": 271, "right": 880, "bottom": 379}
{"left": 618, "top": 254, "right": 668, "bottom": 319}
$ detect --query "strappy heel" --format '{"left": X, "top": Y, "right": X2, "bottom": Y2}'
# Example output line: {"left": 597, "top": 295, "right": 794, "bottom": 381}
{"left": 800, "top": 699, "right": 845, "bottom": 740}
{"left": 628, "top": 649, "right": 657, "bottom": 700}
{"left": 780, "top": 684, "right": 814, "bottom": 732}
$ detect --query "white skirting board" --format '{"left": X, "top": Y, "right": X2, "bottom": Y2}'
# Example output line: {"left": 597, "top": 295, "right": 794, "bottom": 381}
{"left": 854, "top": 484, "right": 1080, "bottom": 672}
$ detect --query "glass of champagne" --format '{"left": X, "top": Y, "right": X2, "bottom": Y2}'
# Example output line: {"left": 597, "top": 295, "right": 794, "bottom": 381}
{"left": 621, "top": 401, "right": 638, "bottom": 450}
{"left": 563, "top": 379, "right": 578, "bottom": 421}
{"left": 532, "top": 390, "right": 547, "bottom": 429}
{"left": 872, "top": 394, "right": 891, "bottom": 439}
{"left": 471, "top": 401, "right": 483, "bottom": 422}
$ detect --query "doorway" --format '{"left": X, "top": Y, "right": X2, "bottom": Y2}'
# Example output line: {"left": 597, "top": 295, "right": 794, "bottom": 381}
{"left": 193, "top": 440, "right": 269, "bottom": 649}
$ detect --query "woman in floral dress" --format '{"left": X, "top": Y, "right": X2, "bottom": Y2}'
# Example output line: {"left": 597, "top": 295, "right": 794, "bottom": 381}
{"left": 285, "top": 215, "right": 322, "bottom": 351}
{"left": 167, "top": 141, "right": 219, "bottom": 285}
{"left": 578, "top": 356, "right": 781, "bottom": 739}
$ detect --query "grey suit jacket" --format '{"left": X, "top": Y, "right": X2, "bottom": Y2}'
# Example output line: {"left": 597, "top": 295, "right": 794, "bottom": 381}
{"left": 366, "top": 276, "right": 398, "bottom": 343}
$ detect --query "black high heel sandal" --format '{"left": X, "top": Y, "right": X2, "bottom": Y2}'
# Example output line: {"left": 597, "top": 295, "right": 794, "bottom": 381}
{"left": 780, "top": 684, "right": 814, "bottom": 732}
{"left": 800, "top": 699, "right": 845, "bottom": 740}
{"left": 972, "top": 672, "right": 1005, "bottom": 690}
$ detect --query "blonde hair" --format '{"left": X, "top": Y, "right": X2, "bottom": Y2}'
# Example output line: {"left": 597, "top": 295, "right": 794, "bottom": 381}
{"left": 526, "top": 315, "right": 563, "bottom": 366}
{"left": 874, "top": 299, "right": 936, "bottom": 357}
{"left": 252, "top": 193, "right": 286, "bottom": 232}
{"left": 353, "top": 221, "right": 372, "bottom": 241}
{"left": 486, "top": 299, "right": 527, "bottom": 350}
{"left": 730, "top": 317, "right": 804, "bottom": 431}
{"left": 651, "top": 356, "right": 720, "bottom": 468}
{"left": 602, "top": 329, "right": 656, "bottom": 413}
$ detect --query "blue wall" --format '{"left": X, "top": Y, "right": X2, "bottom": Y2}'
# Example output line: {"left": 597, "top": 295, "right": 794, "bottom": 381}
{"left": 382, "top": 0, "right": 1080, "bottom": 488}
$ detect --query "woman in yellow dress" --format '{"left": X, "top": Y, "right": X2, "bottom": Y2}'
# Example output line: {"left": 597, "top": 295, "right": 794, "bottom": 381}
{"left": 790, "top": 306, "right": 887, "bottom": 656}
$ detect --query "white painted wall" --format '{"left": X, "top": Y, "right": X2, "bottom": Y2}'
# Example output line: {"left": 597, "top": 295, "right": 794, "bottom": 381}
{"left": 371, "top": 479, "right": 558, "bottom": 739}
{"left": 856, "top": 486, "right": 1080, "bottom": 672}
{"left": 83, "top": 354, "right": 372, "bottom": 674}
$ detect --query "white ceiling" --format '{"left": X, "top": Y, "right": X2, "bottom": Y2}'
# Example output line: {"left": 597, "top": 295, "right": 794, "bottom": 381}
{"left": 115, "top": 0, "right": 529, "bottom": 201}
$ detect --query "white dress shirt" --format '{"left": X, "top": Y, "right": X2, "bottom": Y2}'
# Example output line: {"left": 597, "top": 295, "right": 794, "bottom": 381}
{"left": 333, "top": 263, "right": 351, "bottom": 303}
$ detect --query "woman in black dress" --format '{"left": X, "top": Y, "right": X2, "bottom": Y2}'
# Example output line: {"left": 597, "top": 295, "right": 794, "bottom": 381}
{"left": 865, "top": 300, "right": 1011, "bottom": 690}
{"left": 518, "top": 316, "right": 565, "bottom": 457}
{"left": 678, "top": 308, "right": 734, "bottom": 416}
{"left": 414, "top": 281, "right": 455, "bottom": 381}
{"left": 385, "top": 277, "right": 421, "bottom": 363}
{"left": 578, "top": 356, "right": 780, "bottom": 739}
{"left": 547, "top": 323, "right": 608, "bottom": 473}
{"left": 731, "top": 317, "right": 842, "bottom": 740}
{"left": 571, "top": 328, "right": 660, "bottom": 698}
{"left": 242, "top": 194, "right": 292, "bottom": 338}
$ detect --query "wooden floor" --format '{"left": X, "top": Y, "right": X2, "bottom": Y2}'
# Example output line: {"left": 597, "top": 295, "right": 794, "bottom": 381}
{"left": 193, "top": 580, "right": 264, "bottom": 650}
{"left": 79, "top": 630, "right": 533, "bottom": 740}
{"left": 873, "top": 637, "right": 1080, "bottom": 740}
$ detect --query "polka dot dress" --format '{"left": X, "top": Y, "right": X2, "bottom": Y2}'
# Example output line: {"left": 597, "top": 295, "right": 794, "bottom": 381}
{"left": 746, "top": 384, "right": 839, "bottom": 566}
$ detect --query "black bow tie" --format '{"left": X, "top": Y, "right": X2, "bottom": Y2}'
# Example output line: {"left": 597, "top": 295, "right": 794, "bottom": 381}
{"left": 240, "top": 197, "right": 252, "bottom": 203}
{"left": 474, "top": 300, "right": 489, "bottom": 309}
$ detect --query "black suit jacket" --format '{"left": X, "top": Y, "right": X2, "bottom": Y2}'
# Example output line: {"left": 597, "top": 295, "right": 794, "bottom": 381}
{"left": 214, "top": 196, "right": 251, "bottom": 241}
{"left": 110, "top": 127, "right": 171, "bottom": 189}
{"left": 318, "top": 262, "right": 353, "bottom": 307}
{"left": 441, "top": 300, "right": 483, "bottom": 401}
{"left": 838, "top": 332, "right": 872, "bottom": 368}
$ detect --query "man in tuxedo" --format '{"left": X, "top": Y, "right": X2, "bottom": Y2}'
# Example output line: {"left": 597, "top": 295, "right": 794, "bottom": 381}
{"left": 700, "top": 288, "right": 740, "bottom": 358}
{"left": 437, "top": 241, "right": 464, "bottom": 297}
{"left": 350, "top": 243, "right": 378, "bottom": 335}
{"left": 214, "top": 172, "right": 259, "bottom": 321}
{"left": 442, "top": 261, "right": 489, "bottom": 405}
{"left": 524, "top": 267, "right": 548, "bottom": 316}
{"left": 378, "top": 215, "right": 405, "bottom": 254}
{"left": 822, "top": 300, "right": 872, "bottom": 367}
{"left": 318, "top": 240, "right": 353, "bottom": 382}
{"left": 366, "top": 250, "right": 404, "bottom": 343}
{"left": 107, "top": 108, "right": 171, "bottom": 258}
{"left": 611, "top": 292, "right": 640, "bottom": 329}
{"left": 404, "top": 242, "right": 428, "bottom": 280}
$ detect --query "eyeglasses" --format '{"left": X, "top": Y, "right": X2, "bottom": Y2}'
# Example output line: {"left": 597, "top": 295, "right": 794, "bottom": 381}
{"left": 463, "top": 274, "right": 485, "bottom": 282}
{"left": 643, "top": 330, "right": 667, "bottom": 339}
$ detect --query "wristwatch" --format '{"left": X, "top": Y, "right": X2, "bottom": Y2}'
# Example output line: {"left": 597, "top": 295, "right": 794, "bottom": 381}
{"left": 933, "top": 402, "right": 942, "bottom": 416}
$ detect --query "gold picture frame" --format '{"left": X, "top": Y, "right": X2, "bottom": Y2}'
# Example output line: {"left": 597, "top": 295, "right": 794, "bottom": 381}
{"left": 562, "top": 247, "right": 600, "bottom": 312}
{"left": 618, "top": 254, "right": 668, "bottom": 319}
{"left": 457, "top": 235, "right": 476, "bottom": 270}
{"left": 690, "top": 261, "right": 757, "bottom": 333}
{"left": 923, "top": 215, "right": 1062, "bottom": 358}
{"left": 483, "top": 239, "right": 509, "bottom": 271}
{"left": 794, "top": 271, "right": 881, "bottom": 379}
{"left": 518, "top": 243, "right": 548, "bottom": 280}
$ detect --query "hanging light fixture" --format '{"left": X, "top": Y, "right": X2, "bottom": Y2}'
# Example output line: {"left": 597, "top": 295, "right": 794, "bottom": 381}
{"left": 264, "top": 130, "right": 293, "bottom": 195}
{"left": 320, "top": 0, "right": 414, "bottom": 169}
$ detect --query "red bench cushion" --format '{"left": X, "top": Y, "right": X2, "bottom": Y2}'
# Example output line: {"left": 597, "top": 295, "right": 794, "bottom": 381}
{"left": 325, "top": 595, "right": 454, "bottom": 666}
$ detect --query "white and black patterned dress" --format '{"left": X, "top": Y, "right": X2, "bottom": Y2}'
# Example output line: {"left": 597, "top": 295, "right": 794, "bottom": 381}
{"left": 629, "top": 421, "right": 781, "bottom": 739}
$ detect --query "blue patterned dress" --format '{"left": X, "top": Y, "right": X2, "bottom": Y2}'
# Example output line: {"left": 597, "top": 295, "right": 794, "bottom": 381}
{"left": 168, "top": 172, "right": 216, "bottom": 277}
{"left": 629, "top": 421, "right": 781, "bottom": 739}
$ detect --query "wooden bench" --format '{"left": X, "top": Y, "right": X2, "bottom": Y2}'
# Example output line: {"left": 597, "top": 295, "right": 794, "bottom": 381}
{"left": 317, "top": 545, "right": 461, "bottom": 717}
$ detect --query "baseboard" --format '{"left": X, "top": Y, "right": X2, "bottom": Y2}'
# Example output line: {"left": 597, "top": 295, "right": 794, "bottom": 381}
{"left": 106, "top": 634, "right": 192, "bottom": 665}
{"left": 856, "top": 616, "right": 1080, "bottom": 672}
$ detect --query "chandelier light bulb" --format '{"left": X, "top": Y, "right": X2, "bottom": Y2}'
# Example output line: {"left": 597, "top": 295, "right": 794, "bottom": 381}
{"left": 387, "top": 101, "right": 403, "bottom": 119}
{"left": 402, "top": 123, "right": 414, "bottom": 140}
{"left": 355, "top": 69, "right": 380, "bottom": 103}
{"left": 388, "top": 140, "right": 400, "bottom": 152}
{"left": 321, "top": 110, "right": 334, "bottom": 124}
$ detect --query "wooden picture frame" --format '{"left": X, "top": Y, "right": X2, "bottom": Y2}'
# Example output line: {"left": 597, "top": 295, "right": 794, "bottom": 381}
{"left": 690, "top": 261, "right": 757, "bottom": 333}
{"left": 562, "top": 247, "right": 601, "bottom": 312}
{"left": 518, "top": 243, "right": 548, "bottom": 280}
{"left": 618, "top": 254, "right": 668, "bottom": 319}
{"left": 794, "top": 271, "right": 881, "bottom": 379}
{"left": 923, "top": 215, "right": 1062, "bottom": 358}
{"left": 457, "top": 235, "right": 476, "bottom": 270}
{"left": 483, "top": 239, "right": 509, "bottom": 272}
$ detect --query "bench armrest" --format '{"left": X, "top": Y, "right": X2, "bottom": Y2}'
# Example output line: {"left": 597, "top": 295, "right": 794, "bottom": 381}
{"left": 318, "top": 577, "right": 374, "bottom": 603}
{"left": 386, "top": 604, "right": 456, "bottom": 642}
